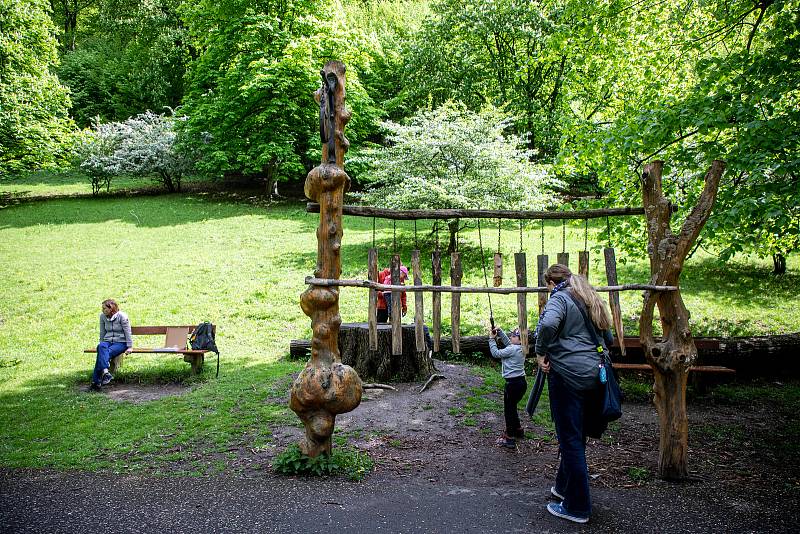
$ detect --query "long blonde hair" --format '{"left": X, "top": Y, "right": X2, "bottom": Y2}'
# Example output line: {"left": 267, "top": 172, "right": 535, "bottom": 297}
{"left": 545, "top": 264, "right": 611, "bottom": 330}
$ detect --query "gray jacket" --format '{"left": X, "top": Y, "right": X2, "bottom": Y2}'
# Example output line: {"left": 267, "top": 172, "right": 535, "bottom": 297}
{"left": 99, "top": 311, "right": 133, "bottom": 347}
{"left": 534, "top": 289, "right": 613, "bottom": 391}
{"left": 488, "top": 338, "right": 525, "bottom": 379}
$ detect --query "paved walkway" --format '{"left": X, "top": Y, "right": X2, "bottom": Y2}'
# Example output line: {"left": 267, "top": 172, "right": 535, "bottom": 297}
{"left": 2, "top": 468, "right": 794, "bottom": 533}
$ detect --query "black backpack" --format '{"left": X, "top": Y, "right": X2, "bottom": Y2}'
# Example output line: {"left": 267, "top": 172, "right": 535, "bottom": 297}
{"left": 189, "top": 322, "right": 220, "bottom": 377}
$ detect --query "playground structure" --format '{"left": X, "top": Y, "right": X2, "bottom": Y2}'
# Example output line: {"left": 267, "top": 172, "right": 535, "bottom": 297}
{"left": 292, "top": 61, "right": 726, "bottom": 479}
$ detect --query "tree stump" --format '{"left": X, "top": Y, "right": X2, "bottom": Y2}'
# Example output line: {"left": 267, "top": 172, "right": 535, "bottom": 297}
{"left": 339, "top": 323, "right": 435, "bottom": 382}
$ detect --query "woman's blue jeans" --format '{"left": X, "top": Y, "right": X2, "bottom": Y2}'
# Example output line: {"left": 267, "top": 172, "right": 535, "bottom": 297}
{"left": 93, "top": 341, "right": 126, "bottom": 384}
{"left": 548, "top": 370, "right": 603, "bottom": 519}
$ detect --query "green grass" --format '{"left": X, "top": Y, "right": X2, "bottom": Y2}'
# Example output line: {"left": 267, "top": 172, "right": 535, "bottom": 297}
{"left": 1, "top": 175, "right": 799, "bottom": 471}
{"left": 0, "top": 169, "right": 213, "bottom": 199}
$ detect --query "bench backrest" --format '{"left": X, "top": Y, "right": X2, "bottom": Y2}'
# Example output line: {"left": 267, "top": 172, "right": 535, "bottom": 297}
{"left": 130, "top": 325, "right": 216, "bottom": 349}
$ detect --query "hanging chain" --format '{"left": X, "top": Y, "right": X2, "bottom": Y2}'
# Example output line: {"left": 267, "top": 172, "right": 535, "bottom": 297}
{"left": 455, "top": 219, "right": 459, "bottom": 252}
{"left": 435, "top": 221, "right": 439, "bottom": 250}
{"left": 372, "top": 217, "right": 376, "bottom": 249}
{"left": 606, "top": 215, "right": 612, "bottom": 247}
{"left": 477, "top": 219, "right": 494, "bottom": 325}
{"left": 540, "top": 220, "right": 545, "bottom": 255}
{"left": 497, "top": 219, "right": 501, "bottom": 253}
{"left": 393, "top": 219, "right": 397, "bottom": 253}
{"left": 584, "top": 218, "right": 588, "bottom": 251}
{"left": 414, "top": 219, "right": 418, "bottom": 250}
{"left": 519, "top": 220, "right": 523, "bottom": 252}
{"left": 561, "top": 219, "right": 566, "bottom": 253}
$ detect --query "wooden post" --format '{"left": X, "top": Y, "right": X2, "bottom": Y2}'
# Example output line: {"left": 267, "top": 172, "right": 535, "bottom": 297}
{"left": 515, "top": 253, "right": 529, "bottom": 356}
{"left": 450, "top": 252, "right": 462, "bottom": 353}
{"left": 578, "top": 251, "right": 589, "bottom": 279}
{"left": 431, "top": 250, "right": 442, "bottom": 353}
{"left": 604, "top": 247, "right": 626, "bottom": 357}
{"left": 368, "top": 248, "right": 378, "bottom": 351}
{"left": 640, "top": 159, "right": 725, "bottom": 480}
{"left": 412, "top": 250, "right": 426, "bottom": 353}
{"left": 493, "top": 253, "right": 502, "bottom": 287}
{"left": 537, "top": 255, "right": 549, "bottom": 314}
{"left": 391, "top": 254, "right": 402, "bottom": 355}
{"left": 557, "top": 252, "right": 570, "bottom": 268}
{"left": 290, "top": 61, "right": 362, "bottom": 458}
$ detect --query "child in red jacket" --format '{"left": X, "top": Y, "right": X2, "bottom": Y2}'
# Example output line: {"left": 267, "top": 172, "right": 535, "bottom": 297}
{"left": 377, "top": 264, "right": 408, "bottom": 323}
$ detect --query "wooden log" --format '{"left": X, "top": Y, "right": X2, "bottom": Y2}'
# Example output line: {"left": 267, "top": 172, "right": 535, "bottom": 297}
{"left": 304, "top": 277, "right": 679, "bottom": 293}
{"left": 338, "top": 323, "right": 434, "bottom": 382}
{"left": 307, "top": 203, "right": 662, "bottom": 220}
{"left": 431, "top": 250, "right": 442, "bottom": 352}
{"left": 604, "top": 247, "right": 626, "bottom": 357}
{"left": 292, "top": 332, "right": 800, "bottom": 377}
{"left": 493, "top": 253, "right": 502, "bottom": 287}
{"left": 557, "top": 252, "right": 570, "bottom": 269}
{"left": 514, "top": 253, "right": 529, "bottom": 356}
{"left": 368, "top": 248, "right": 378, "bottom": 351}
{"left": 537, "top": 255, "right": 549, "bottom": 314}
{"left": 412, "top": 250, "right": 426, "bottom": 353}
{"left": 578, "top": 251, "right": 589, "bottom": 279}
{"left": 391, "top": 254, "right": 402, "bottom": 356}
{"left": 450, "top": 252, "right": 462, "bottom": 353}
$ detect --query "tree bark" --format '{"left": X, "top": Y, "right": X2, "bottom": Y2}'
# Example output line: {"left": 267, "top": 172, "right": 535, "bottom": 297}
{"left": 773, "top": 253, "right": 786, "bottom": 275}
{"left": 640, "top": 159, "right": 725, "bottom": 480}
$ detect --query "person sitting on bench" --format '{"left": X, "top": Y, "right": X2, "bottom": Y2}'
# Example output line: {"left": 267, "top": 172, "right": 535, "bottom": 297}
{"left": 89, "top": 299, "right": 132, "bottom": 391}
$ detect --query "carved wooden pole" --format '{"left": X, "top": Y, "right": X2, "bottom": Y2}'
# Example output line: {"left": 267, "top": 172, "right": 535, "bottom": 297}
{"left": 290, "top": 61, "right": 362, "bottom": 457}
{"left": 640, "top": 159, "right": 725, "bottom": 479}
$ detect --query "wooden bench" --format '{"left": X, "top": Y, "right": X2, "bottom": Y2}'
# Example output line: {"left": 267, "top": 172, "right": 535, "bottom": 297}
{"left": 84, "top": 325, "right": 216, "bottom": 375}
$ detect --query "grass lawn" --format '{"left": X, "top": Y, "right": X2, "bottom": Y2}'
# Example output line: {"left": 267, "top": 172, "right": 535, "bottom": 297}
{"left": 0, "top": 184, "right": 798, "bottom": 473}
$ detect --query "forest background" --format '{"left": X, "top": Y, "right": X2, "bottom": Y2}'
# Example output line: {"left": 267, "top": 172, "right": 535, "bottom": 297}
{"left": 2, "top": 0, "right": 799, "bottom": 271}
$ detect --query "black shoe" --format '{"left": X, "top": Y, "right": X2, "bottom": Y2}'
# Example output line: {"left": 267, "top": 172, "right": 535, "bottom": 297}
{"left": 509, "top": 428, "right": 526, "bottom": 439}
{"left": 87, "top": 383, "right": 102, "bottom": 392}
{"left": 495, "top": 434, "right": 516, "bottom": 449}
{"left": 100, "top": 371, "right": 113, "bottom": 386}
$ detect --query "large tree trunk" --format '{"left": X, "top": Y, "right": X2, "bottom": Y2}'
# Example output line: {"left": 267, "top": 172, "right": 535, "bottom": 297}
{"left": 289, "top": 62, "right": 362, "bottom": 458}
{"left": 640, "top": 160, "right": 725, "bottom": 480}
{"left": 773, "top": 253, "right": 786, "bottom": 275}
{"left": 339, "top": 323, "right": 434, "bottom": 382}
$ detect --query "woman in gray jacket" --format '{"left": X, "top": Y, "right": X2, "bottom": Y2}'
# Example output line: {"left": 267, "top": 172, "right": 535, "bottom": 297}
{"left": 534, "top": 264, "right": 613, "bottom": 524}
{"left": 90, "top": 299, "right": 133, "bottom": 391}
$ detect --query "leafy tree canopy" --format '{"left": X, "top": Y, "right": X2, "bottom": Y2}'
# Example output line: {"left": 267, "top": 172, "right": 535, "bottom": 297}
{"left": 0, "top": 0, "right": 73, "bottom": 175}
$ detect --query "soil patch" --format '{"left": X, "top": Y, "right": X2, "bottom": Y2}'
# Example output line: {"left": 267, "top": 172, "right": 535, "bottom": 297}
{"left": 90, "top": 383, "right": 190, "bottom": 403}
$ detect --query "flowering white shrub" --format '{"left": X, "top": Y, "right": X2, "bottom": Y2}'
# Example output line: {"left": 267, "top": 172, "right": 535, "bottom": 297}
{"left": 76, "top": 111, "right": 194, "bottom": 194}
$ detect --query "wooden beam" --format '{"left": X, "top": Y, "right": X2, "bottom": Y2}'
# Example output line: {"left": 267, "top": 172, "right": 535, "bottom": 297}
{"left": 515, "top": 253, "right": 529, "bottom": 356}
{"left": 307, "top": 203, "right": 661, "bottom": 221}
{"left": 304, "top": 277, "right": 679, "bottom": 293}
{"left": 431, "top": 250, "right": 442, "bottom": 353}
{"left": 368, "top": 248, "right": 378, "bottom": 351}
{"left": 537, "top": 255, "right": 549, "bottom": 315}
{"left": 412, "top": 250, "right": 426, "bottom": 353}
{"left": 450, "top": 252, "right": 462, "bottom": 353}
{"left": 391, "top": 254, "right": 402, "bottom": 355}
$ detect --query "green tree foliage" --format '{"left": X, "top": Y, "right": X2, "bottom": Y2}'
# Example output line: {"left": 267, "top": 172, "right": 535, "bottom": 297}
{"left": 0, "top": 0, "right": 74, "bottom": 175}
{"left": 179, "top": 0, "right": 377, "bottom": 187}
{"left": 356, "top": 101, "right": 560, "bottom": 250}
{"left": 55, "top": 0, "right": 188, "bottom": 127}
{"left": 557, "top": 0, "right": 800, "bottom": 269}
{"left": 399, "top": 0, "right": 582, "bottom": 159}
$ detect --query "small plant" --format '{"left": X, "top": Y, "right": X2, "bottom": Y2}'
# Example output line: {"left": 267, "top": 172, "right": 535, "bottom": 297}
{"left": 627, "top": 466, "right": 651, "bottom": 483}
{"left": 273, "top": 444, "right": 374, "bottom": 481}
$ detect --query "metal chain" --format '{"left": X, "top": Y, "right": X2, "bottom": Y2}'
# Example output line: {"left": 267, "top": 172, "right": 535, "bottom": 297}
{"left": 584, "top": 218, "right": 588, "bottom": 251}
{"left": 393, "top": 219, "right": 397, "bottom": 253}
{"left": 519, "top": 220, "right": 523, "bottom": 252}
{"left": 477, "top": 219, "right": 494, "bottom": 325}
{"left": 561, "top": 219, "right": 566, "bottom": 253}
{"left": 540, "top": 219, "right": 545, "bottom": 255}
{"left": 497, "top": 219, "right": 501, "bottom": 253}
{"left": 606, "top": 216, "right": 611, "bottom": 247}
{"left": 414, "top": 220, "right": 418, "bottom": 250}
{"left": 372, "top": 217, "right": 376, "bottom": 249}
